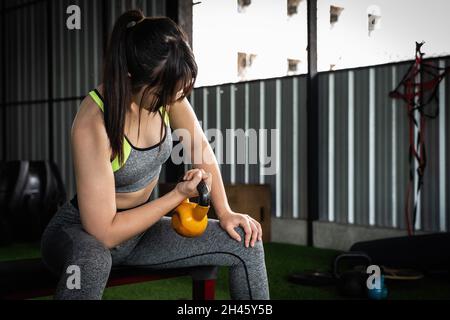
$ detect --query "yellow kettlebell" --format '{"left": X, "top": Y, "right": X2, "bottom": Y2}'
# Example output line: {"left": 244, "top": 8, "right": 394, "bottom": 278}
{"left": 171, "top": 179, "right": 211, "bottom": 237}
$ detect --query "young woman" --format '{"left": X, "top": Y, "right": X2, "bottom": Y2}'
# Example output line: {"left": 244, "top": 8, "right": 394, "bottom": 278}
{"left": 40, "top": 10, "right": 270, "bottom": 300}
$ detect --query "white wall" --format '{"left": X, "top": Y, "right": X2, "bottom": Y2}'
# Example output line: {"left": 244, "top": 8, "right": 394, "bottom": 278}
{"left": 193, "top": 0, "right": 307, "bottom": 86}
{"left": 193, "top": 0, "right": 450, "bottom": 87}
{"left": 318, "top": 0, "right": 450, "bottom": 71}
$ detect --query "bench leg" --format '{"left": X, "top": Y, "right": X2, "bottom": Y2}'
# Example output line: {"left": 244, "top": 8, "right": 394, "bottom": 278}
{"left": 192, "top": 279, "right": 216, "bottom": 300}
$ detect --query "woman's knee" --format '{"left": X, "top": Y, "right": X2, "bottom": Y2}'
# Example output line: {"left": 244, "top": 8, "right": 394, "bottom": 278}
{"left": 217, "top": 222, "right": 266, "bottom": 262}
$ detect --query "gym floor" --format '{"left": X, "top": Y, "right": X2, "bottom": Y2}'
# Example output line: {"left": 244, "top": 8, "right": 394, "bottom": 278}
{"left": 1, "top": 242, "right": 449, "bottom": 300}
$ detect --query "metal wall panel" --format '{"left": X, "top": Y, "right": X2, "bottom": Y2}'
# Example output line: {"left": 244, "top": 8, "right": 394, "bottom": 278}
{"left": 334, "top": 71, "right": 349, "bottom": 224}
{"left": 374, "top": 65, "right": 393, "bottom": 228}
{"left": 262, "top": 79, "right": 277, "bottom": 217}
{"left": 318, "top": 73, "right": 329, "bottom": 221}
{"left": 1, "top": 2, "right": 4, "bottom": 161}
{"left": 3, "top": 0, "right": 36, "bottom": 10}
{"left": 280, "top": 78, "right": 293, "bottom": 219}
{"left": 219, "top": 85, "right": 231, "bottom": 184}
{"left": 247, "top": 81, "right": 260, "bottom": 185}
{"left": 234, "top": 82, "right": 246, "bottom": 185}
{"left": 353, "top": 68, "right": 370, "bottom": 226}
{"left": 2, "top": 1, "right": 49, "bottom": 163}
{"left": 297, "top": 76, "right": 308, "bottom": 220}
{"left": 5, "top": 103, "right": 49, "bottom": 160}
{"left": 52, "top": 100, "right": 80, "bottom": 198}
{"left": 52, "top": 0, "right": 103, "bottom": 99}
{"left": 194, "top": 87, "right": 204, "bottom": 128}
{"left": 4, "top": 1, "right": 48, "bottom": 103}
{"left": 446, "top": 59, "right": 450, "bottom": 232}
{"left": 206, "top": 86, "right": 217, "bottom": 138}
{"left": 0, "top": 106, "right": 3, "bottom": 159}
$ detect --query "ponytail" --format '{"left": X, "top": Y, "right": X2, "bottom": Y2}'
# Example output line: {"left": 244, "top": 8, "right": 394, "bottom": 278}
{"left": 102, "top": 10, "right": 144, "bottom": 166}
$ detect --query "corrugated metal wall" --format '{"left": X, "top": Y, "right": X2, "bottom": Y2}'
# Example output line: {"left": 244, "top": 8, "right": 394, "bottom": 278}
{"left": 3, "top": 1, "right": 49, "bottom": 161}
{"left": 189, "top": 62, "right": 450, "bottom": 232}
{"left": 189, "top": 78, "right": 309, "bottom": 220}
{"left": 1, "top": 1, "right": 5, "bottom": 162}
{"left": 315, "top": 60, "right": 450, "bottom": 232}
{"left": 1, "top": 0, "right": 449, "bottom": 232}
{"left": 3, "top": 0, "right": 36, "bottom": 9}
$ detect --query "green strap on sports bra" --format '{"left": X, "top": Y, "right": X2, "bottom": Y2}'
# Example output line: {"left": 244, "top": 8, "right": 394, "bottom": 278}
{"left": 88, "top": 90, "right": 170, "bottom": 172}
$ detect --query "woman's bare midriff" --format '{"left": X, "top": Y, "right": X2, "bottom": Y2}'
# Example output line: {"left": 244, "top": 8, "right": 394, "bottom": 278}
{"left": 115, "top": 175, "right": 159, "bottom": 210}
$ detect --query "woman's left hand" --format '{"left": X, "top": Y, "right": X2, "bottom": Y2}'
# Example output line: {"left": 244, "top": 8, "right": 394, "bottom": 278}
{"left": 218, "top": 211, "right": 263, "bottom": 248}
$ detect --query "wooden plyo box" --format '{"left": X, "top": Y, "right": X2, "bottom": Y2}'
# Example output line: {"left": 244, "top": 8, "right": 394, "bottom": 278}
{"left": 158, "top": 183, "right": 271, "bottom": 242}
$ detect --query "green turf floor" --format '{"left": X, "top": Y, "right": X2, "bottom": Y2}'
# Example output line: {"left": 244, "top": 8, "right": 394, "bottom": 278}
{"left": 1, "top": 242, "right": 449, "bottom": 300}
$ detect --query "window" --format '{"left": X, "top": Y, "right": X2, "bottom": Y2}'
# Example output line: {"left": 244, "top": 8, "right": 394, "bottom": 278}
{"left": 287, "top": 58, "right": 301, "bottom": 75}
{"left": 287, "top": 0, "right": 302, "bottom": 16}
{"left": 330, "top": 5, "right": 344, "bottom": 27}
{"left": 237, "top": 0, "right": 251, "bottom": 13}
{"left": 368, "top": 14, "right": 381, "bottom": 36}
{"left": 238, "top": 52, "right": 258, "bottom": 81}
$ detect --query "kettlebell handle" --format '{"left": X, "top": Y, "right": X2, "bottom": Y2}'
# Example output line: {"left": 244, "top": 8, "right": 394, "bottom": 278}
{"left": 333, "top": 252, "right": 372, "bottom": 279}
{"left": 196, "top": 179, "right": 210, "bottom": 207}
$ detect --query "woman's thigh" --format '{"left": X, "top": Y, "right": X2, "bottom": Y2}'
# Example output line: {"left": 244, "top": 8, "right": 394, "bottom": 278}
{"left": 41, "top": 223, "right": 112, "bottom": 275}
{"left": 122, "top": 216, "right": 265, "bottom": 269}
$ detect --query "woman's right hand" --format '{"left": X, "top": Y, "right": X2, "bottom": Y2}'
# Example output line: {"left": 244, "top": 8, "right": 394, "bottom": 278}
{"left": 175, "top": 168, "right": 211, "bottom": 199}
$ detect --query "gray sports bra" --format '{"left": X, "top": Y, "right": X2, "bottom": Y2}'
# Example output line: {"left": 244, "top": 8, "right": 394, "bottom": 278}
{"left": 90, "top": 89, "right": 173, "bottom": 193}
{"left": 115, "top": 124, "right": 173, "bottom": 193}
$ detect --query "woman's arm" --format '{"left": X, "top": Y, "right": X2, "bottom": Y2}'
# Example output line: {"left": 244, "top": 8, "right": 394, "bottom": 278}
{"left": 71, "top": 98, "right": 204, "bottom": 249}
{"left": 167, "top": 98, "right": 231, "bottom": 218}
{"left": 168, "top": 98, "right": 263, "bottom": 247}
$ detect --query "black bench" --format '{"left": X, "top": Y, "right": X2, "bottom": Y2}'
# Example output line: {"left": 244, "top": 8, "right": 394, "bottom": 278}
{"left": 0, "top": 258, "right": 218, "bottom": 300}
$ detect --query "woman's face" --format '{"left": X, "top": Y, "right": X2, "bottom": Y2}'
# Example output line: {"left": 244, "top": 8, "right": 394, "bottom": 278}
{"left": 134, "top": 85, "right": 160, "bottom": 111}
{"left": 137, "top": 80, "right": 185, "bottom": 111}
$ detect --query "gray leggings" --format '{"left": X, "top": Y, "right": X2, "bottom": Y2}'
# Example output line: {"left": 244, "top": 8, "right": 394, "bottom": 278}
{"left": 40, "top": 200, "right": 270, "bottom": 300}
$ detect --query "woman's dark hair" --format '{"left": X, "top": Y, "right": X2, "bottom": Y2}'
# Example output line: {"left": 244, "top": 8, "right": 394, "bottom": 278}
{"left": 102, "top": 9, "right": 197, "bottom": 165}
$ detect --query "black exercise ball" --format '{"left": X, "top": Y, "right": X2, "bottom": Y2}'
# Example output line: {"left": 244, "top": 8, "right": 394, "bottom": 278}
{"left": 0, "top": 161, "right": 67, "bottom": 243}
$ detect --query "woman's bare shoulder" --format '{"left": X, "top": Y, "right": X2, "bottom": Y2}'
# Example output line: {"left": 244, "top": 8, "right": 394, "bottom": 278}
{"left": 71, "top": 85, "right": 108, "bottom": 149}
